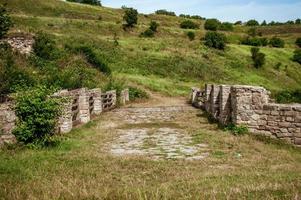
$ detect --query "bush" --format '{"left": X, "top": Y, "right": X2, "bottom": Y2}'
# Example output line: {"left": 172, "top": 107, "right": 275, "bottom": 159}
{"left": 241, "top": 37, "right": 268, "bottom": 46}
{"left": 0, "top": 4, "right": 13, "bottom": 39}
{"left": 13, "top": 86, "right": 61, "bottom": 146}
{"left": 251, "top": 47, "right": 265, "bottom": 68}
{"left": 66, "top": 0, "right": 101, "bottom": 6}
{"left": 149, "top": 21, "right": 159, "bottom": 32}
{"left": 75, "top": 45, "right": 111, "bottom": 75}
{"left": 219, "top": 22, "right": 233, "bottom": 31}
{"left": 187, "top": 31, "right": 195, "bottom": 41}
{"left": 123, "top": 8, "right": 138, "bottom": 28}
{"left": 269, "top": 37, "right": 285, "bottom": 48}
{"left": 224, "top": 124, "right": 248, "bottom": 136}
{"left": 246, "top": 19, "right": 259, "bottom": 26}
{"left": 180, "top": 20, "right": 198, "bottom": 29}
{"left": 33, "top": 32, "right": 57, "bottom": 60}
{"left": 155, "top": 9, "right": 176, "bottom": 16}
{"left": 129, "top": 87, "right": 149, "bottom": 101}
{"left": 140, "top": 29, "right": 154, "bottom": 38}
{"left": 295, "top": 38, "right": 301, "bottom": 48}
{"left": 293, "top": 49, "right": 301, "bottom": 64}
{"left": 204, "top": 31, "right": 226, "bottom": 50}
{"left": 204, "top": 19, "right": 220, "bottom": 31}
{"left": 274, "top": 89, "right": 301, "bottom": 103}
{"left": 234, "top": 21, "right": 242, "bottom": 25}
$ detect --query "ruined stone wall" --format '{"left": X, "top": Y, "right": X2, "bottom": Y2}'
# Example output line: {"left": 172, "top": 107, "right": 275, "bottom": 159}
{"left": 102, "top": 90, "right": 117, "bottom": 111}
{"left": 0, "top": 103, "right": 16, "bottom": 145}
{"left": 192, "top": 84, "right": 301, "bottom": 147}
{"left": 120, "top": 89, "right": 130, "bottom": 106}
{"left": 5, "top": 34, "right": 34, "bottom": 55}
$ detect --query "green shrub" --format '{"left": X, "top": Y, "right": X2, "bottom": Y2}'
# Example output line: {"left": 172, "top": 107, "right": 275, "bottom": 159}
{"left": 204, "top": 31, "right": 226, "bottom": 50}
{"left": 155, "top": 9, "right": 176, "bottom": 16}
{"left": 180, "top": 20, "right": 198, "bottom": 29}
{"left": 261, "top": 20, "right": 267, "bottom": 26}
{"left": 13, "top": 86, "right": 61, "bottom": 146}
{"left": 295, "top": 38, "right": 301, "bottom": 48}
{"left": 241, "top": 37, "right": 268, "bottom": 46}
{"left": 224, "top": 124, "right": 248, "bottom": 136}
{"left": 219, "top": 22, "right": 233, "bottom": 31}
{"left": 246, "top": 19, "right": 259, "bottom": 26}
{"left": 0, "top": 4, "right": 13, "bottom": 39}
{"left": 33, "top": 32, "right": 57, "bottom": 60}
{"left": 251, "top": 47, "right": 265, "bottom": 68}
{"left": 204, "top": 19, "right": 220, "bottom": 31}
{"left": 269, "top": 37, "right": 285, "bottom": 48}
{"left": 129, "top": 87, "right": 149, "bottom": 101}
{"left": 186, "top": 31, "right": 195, "bottom": 41}
{"left": 293, "top": 49, "right": 301, "bottom": 64}
{"left": 123, "top": 8, "right": 138, "bottom": 28}
{"left": 234, "top": 21, "right": 242, "bottom": 25}
{"left": 140, "top": 29, "right": 154, "bottom": 38}
{"left": 149, "top": 21, "right": 159, "bottom": 32}
{"left": 274, "top": 89, "right": 301, "bottom": 103}
{"left": 103, "top": 78, "right": 125, "bottom": 98}
{"left": 66, "top": 0, "right": 101, "bottom": 6}
{"left": 75, "top": 45, "right": 111, "bottom": 75}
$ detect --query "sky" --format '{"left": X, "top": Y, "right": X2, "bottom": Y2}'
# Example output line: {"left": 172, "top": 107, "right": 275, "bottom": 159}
{"left": 102, "top": 0, "right": 301, "bottom": 22}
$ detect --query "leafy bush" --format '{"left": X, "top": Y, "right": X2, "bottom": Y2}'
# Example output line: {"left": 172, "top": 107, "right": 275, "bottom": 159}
{"left": 179, "top": 14, "right": 205, "bottom": 20}
{"left": 246, "top": 19, "right": 259, "bottom": 26}
{"left": 219, "top": 22, "right": 233, "bottom": 31}
{"left": 123, "top": 8, "right": 138, "bottom": 28}
{"left": 180, "top": 20, "right": 198, "bottom": 29}
{"left": 66, "top": 0, "right": 101, "bottom": 6}
{"left": 241, "top": 37, "right": 268, "bottom": 46}
{"left": 234, "top": 21, "right": 242, "bottom": 25}
{"left": 129, "top": 87, "right": 149, "bottom": 101}
{"left": 295, "top": 38, "right": 301, "bottom": 48}
{"left": 224, "top": 124, "right": 248, "bottom": 136}
{"left": 269, "top": 37, "right": 285, "bottom": 48}
{"left": 75, "top": 45, "right": 111, "bottom": 75}
{"left": 261, "top": 20, "right": 267, "bottom": 26}
{"left": 204, "top": 19, "right": 220, "bottom": 31}
{"left": 140, "top": 29, "right": 154, "bottom": 38}
{"left": 13, "top": 86, "right": 61, "bottom": 146}
{"left": 0, "top": 4, "right": 13, "bottom": 39}
{"left": 293, "top": 49, "right": 301, "bottom": 64}
{"left": 274, "top": 89, "right": 301, "bottom": 103}
{"left": 187, "top": 31, "right": 195, "bottom": 41}
{"left": 149, "top": 21, "right": 159, "bottom": 32}
{"left": 204, "top": 31, "right": 226, "bottom": 50}
{"left": 155, "top": 9, "right": 176, "bottom": 16}
{"left": 251, "top": 47, "right": 265, "bottom": 68}
{"left": 33, "top": 32, "right": 57, "bottom": 60}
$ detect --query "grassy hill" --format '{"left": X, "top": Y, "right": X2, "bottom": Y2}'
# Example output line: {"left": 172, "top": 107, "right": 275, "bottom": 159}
{"left": 1, "top": 0, "right": 301, "bottom": 96}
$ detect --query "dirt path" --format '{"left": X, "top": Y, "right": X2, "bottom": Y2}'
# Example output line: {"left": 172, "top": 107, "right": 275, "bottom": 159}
{"left": 98, "top": 93, "right": 211, "bottom": 160}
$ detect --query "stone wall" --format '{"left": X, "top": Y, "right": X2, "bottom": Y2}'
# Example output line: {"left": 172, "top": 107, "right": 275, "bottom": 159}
{"left": 5, "top": 33, "right": 34, "bottom": 55}
{"left": 120, "top": 89, "right": 130, "bottom": 106}
{"left": 0, "top": 88, "right": 126, "bottom": 146}
{"left": 191, "top": 84, "right": 301, "bottom": 147}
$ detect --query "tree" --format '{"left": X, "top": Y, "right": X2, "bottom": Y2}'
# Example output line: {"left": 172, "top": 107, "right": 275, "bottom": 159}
{"left": 204, "top": 31, "right": 226, "bottom": 50}
{"left": 269, "top": 37, "right": 285, "bottom": 48}
{"left": 66, "top": 0, "right": 101, "bottom": 6}
{"left": 234, "top": 21, "right": 242, "bottom": 25}
{"left": 155, "top": 9, "right": 176, "bottom": 16}
{"left": 251, "top": 47, "right": 265, "bottom": 68}
{"left": 149, "top": 21, "right": 159, "bottom": 32}
{"left": 180, "top": 20, "right": 198, "bottom": 29}
{"left": 204, "top": 19, "right": 220, "bottom": 31}
{"left": 296, "top": 19, "right": 301, "bottom": 24}
{"left": 246, "top": 19, "right": 259, "bottom": 26}
{"left": 296, "top": 38, "right": 301, "bottom": 48}
{"left": 293, "top": 49, "right": 301, "bottom": 64}
{"left": 123, "top": 8, "right": 138, "bottom": 28}
{"left": 187, "top": 31, "right": 195, "bottom": 41}
{"left": 0, "top": 4, "right": 13, "bottom": 39}
{"left": 261, "top": 20, "right": 267, "bottom": 26}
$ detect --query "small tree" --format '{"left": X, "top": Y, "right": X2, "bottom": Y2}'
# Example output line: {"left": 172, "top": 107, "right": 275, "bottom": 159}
{"left": 261, "top": 20, "right": 267, "bottom": 26}
{"left": 149, "top": 21, "right": 159, "bottom": 32}
{"left": 0, "top": 4, "right": 13, "bottom": 39}
{"left": 234, "top": 21, "right": 242, "bottom": 25}
{"left": 180, "top": 20, "right": 198, "bottom": 29}
{"left": 296, "top": 19, "right": 301, "bottom": 24}
{"left": 269, "top": 37, "right": 285, "bottom": 48}
{"left": 204, "top": 19, "right": 220, "bottom": 31}
{"left": 295, "top": 37, "right": 301, "bottom": 48}
{"left": 204, "top": 31, "right": 226, "bottom": 50}
{"left": 246, "top": 19, "right": 259, "bottom": 26}
{"left": 123, "top": 8, "right": 138, "bottom": 28}
{"left": 251, "top": 47, "right": 265, "bottom": 68}
{"left": 187, "top": 31, "right": 195, "bottom": 41}
{"left": 293, "top": 49, "right": 301, "bottom": 64}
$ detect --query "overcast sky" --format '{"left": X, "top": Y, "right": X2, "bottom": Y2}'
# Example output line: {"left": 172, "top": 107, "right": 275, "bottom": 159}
{"left": 102, "top": 0, "right": 301, "bottom": 22}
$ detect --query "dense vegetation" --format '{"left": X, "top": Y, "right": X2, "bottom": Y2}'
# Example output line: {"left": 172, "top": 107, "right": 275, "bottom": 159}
{"left": 66, "top": 0, "right": 101, "bottom": 6}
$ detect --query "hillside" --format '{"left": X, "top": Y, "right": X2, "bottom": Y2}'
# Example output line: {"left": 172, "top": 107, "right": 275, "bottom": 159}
{"left": 1, "top": 0, "right": 301, "bottom": 96}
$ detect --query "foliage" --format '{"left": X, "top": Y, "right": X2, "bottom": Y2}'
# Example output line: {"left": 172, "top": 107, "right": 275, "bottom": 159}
{"left": 234, "top": 21, "right": 242, "bottom": 25}
{"left": 274, "top": 89, "right": 301, "bottom": 103}
{"left": 66, "top": 0, "right": 101, "bottom": 6}
{"left": 204, "top": 19, "right": 220, "bottom": 31}
{"left": 269, "top": 37, "right": 285, "bottom": 48}
{"left": 149, "top": 21, "right": 159, "bottom": 32}
{"left": 179, "top": 14, "right": 205, "bottom": 20}
{"left": 224, "top": 124, "right": 248, "bottom": 136}
{"left": 123, "top": 8, "right": 138, "bottom": 28}
{"left": 140, "top": 28, "right": 154, "bottom": 38}
{"left": 261, "top": 20, "right": 267, "bottom": 26}
{"left": 241, "top": 37, "right": 268, "bottom": 46}
{"left": 295, "top": 38, "right": 301, "bottom": 48}
{"left": 180, "top": 20, "right": 198, "bottom": 29}
{"left": 296, "top": 19, "right": 301, "bottom": 24}
{"left": 204, "top": 31, "right": 226, "bottom": 50}
{"left": 219, "top": 22, "right": 233, "bottom": 31}
{"left": 0, "top": 4, "right": 13, "bottom": 39}
{"left": 33, "top": 32, "right": 57, "bottom": 60}
{"left": 246, "top": 19, "right": 259, "bottom": 26}
{"left": 103, "top": 78, "right": 125, "bottom": 98}
{"left": 155, "top": 9, "right": 176, "bottom": 16}
{"left": 186, "top": 31, "right": 195, "bottom": 41}
{"left": 12, "top": 86, "right": 61, "bottom": 146}
{"left": 74, "top": 45, "right": 111, "bottom": 75}
{"left": 292, "top": 49, "right": 301, "bottom": 64}
{"left": 251, "top": 47, "right": 265, "bottom": 68}
{"left": 129, "top": 86, "right": 149, "bottom": 101}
